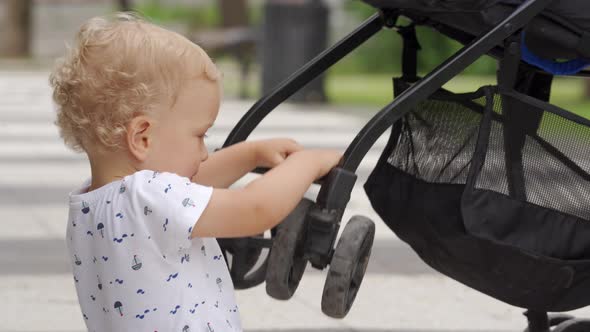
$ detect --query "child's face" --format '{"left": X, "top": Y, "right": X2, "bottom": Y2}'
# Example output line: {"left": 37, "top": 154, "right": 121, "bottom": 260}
{"left": 144, "top": 77, "right": 220, "bottom": 179}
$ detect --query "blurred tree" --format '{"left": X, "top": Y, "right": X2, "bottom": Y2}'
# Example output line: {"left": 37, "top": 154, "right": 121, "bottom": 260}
{"left": 0, "top": 0, "right": 32, "bottom": 57}
{"left": 117, "top": 0, "right": 133, "bottom": 12}
{"left": 341, "top": 1, "right": 496, "bottom": 76}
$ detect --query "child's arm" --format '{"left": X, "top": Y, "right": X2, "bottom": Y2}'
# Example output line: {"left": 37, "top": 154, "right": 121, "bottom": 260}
{"left": 191, "top": 149, "right": 341, "bottom": 238}
{"left": 192, "top": 139, "right": 302, "bottom": 188}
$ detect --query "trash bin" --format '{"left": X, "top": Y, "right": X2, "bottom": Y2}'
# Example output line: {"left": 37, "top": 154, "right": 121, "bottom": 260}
{"left": 261, "top": 0, "right": 328, "bottom": 103}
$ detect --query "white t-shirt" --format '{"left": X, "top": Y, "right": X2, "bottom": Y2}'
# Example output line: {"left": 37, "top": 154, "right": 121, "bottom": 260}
{"left": 66, "top": 170, "right": 242, "bottom": 332}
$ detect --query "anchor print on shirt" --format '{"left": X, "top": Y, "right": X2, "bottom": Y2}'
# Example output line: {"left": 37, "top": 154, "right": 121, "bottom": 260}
{"left": 119, "top": 183, "right": 126, "bottom": 194}
{"left": 74, "top": 255, "right": 82, "bottom": 266}
{"left": 144, "top": 206, "right": 152, "bottom": 216}
{"left": 207, "top": 322, "right": 215, "bottom": 332}
{"left": 182, "top": 325, "right": 190, "bottom": 332}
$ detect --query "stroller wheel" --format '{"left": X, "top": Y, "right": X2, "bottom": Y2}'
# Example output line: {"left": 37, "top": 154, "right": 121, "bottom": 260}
{"left": 227, "top": 233, "right": 266, "bottom": 290}
{"left": 220, "top": 231, "right": 274, "bottom": 290}
{"left": 548, "top": 314, "right": 576, "bottom": 326}
{"left": 265, "top": 198, "right": 314, "bottom": 300}
{"left": 553, "top": 318, "right": 590, "bottom": 332}
{"left": 321, "top": 215, "right": 375, "bottom": 318}
{"left": 523, "top": 313, "right": 575, "bottom": 332}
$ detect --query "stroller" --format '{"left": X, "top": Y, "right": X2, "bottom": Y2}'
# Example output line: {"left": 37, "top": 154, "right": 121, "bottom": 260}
{"left": 218, "top": 0, "right": 590, "bottom": 330}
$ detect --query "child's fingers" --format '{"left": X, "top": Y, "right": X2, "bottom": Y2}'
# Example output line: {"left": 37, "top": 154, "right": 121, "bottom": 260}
{"left": 283, "top": 139, "right": 303, "bottom": 154}
{"left": 269, "top": 152, "right": 287, "bottom": 166}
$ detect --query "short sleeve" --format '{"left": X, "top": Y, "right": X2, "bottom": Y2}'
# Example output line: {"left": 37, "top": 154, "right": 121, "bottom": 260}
{"left": 128, "top": 171, "right": 213, "bottom": 256}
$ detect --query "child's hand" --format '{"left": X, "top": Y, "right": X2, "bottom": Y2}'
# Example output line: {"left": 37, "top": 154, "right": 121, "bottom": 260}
{"left": 254, "top": 138, "right": 303, "bottom": 168}
{"left": 194, "top": 147, "right": 344, "bottom": 238}
{"left": 316, "top": 149, "right": 343, "bottom": 177}
{"left": 291, "top": 149, "right": 343, "bottom": 178}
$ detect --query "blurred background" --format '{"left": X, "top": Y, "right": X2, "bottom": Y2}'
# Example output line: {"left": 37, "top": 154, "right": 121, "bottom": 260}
{"left": 2, "top": 1, "right": 590, "bottom": 331}
{"left": 1, "top": 0, "right": 589, "bottom": 109}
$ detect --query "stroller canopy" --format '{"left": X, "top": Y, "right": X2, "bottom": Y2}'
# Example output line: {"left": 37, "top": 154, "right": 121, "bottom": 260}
{"left": 362, "top": 0, "right": 590, "bottom": 61}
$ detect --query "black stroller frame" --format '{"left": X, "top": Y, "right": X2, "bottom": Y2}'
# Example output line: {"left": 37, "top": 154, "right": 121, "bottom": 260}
{"left": 218, "top": 0, "right": 590, "bottom": 330}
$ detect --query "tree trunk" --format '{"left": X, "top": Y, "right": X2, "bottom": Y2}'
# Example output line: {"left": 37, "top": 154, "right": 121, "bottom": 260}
{"left": 117, "top": 0, "right": 133, "bottom": 12}
{"left": 0, "top": 0, "right": 32, "bottom": 57}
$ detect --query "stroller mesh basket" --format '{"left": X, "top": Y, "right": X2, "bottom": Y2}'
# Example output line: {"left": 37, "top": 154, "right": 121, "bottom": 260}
{"left": 365, "top": 78, "right": 590, "bottom": 312}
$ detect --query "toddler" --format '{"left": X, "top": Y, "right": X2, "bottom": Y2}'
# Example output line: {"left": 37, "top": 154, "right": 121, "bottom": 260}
{"left": 50, "top": 13, "right": 341, "bottom": 332}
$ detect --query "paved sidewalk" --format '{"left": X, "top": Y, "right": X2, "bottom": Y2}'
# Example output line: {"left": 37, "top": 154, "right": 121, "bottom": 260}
{"left": 2, "top": 70, "right": 590, "bottom": 332}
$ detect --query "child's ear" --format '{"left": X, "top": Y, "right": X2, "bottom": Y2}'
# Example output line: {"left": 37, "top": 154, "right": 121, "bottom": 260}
{"left": 126, "top": 115, "right": 153, "bottom": 162}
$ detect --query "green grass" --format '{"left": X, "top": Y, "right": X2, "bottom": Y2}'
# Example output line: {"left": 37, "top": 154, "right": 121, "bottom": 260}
{"left": 133, "top": 2, "right": 263, "bottom": 29}
{"left": 324, "top": 73, "right": 590, "bottom": 141}
{"left": 326, "top": 73, "right": 590, "bottom": 117}
{"left": 134, "top": 2, "right": 219, "bottom": 29}
{"left": 217, "top": 59, "right": 590, "bottom": 127}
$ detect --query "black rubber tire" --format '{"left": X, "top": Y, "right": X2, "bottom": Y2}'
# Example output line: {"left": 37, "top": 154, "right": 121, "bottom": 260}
{"left": 321, "top": 215, "right": 375, "bottom": 319}
{"left": 229, "top": 234, "right": 263, "bottom": 275}
{"left": 265, "top": 198, "right": 314, "bottom": 300}
{"left": 523, "top": 314, "right": 575, "bottom": 332}
{"left": 219, "top": 231, "right": 273, "bottom": 290}
{"left": 229, "top": 233, "right": 267, "bottom": 290}
{"left": 553, "top": 319, "right": 590, "bottom": 332}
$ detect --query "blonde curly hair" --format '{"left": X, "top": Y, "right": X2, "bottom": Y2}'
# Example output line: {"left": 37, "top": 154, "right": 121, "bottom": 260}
{"left": 50, "top": 12, "right": 219, "bottom": 153}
